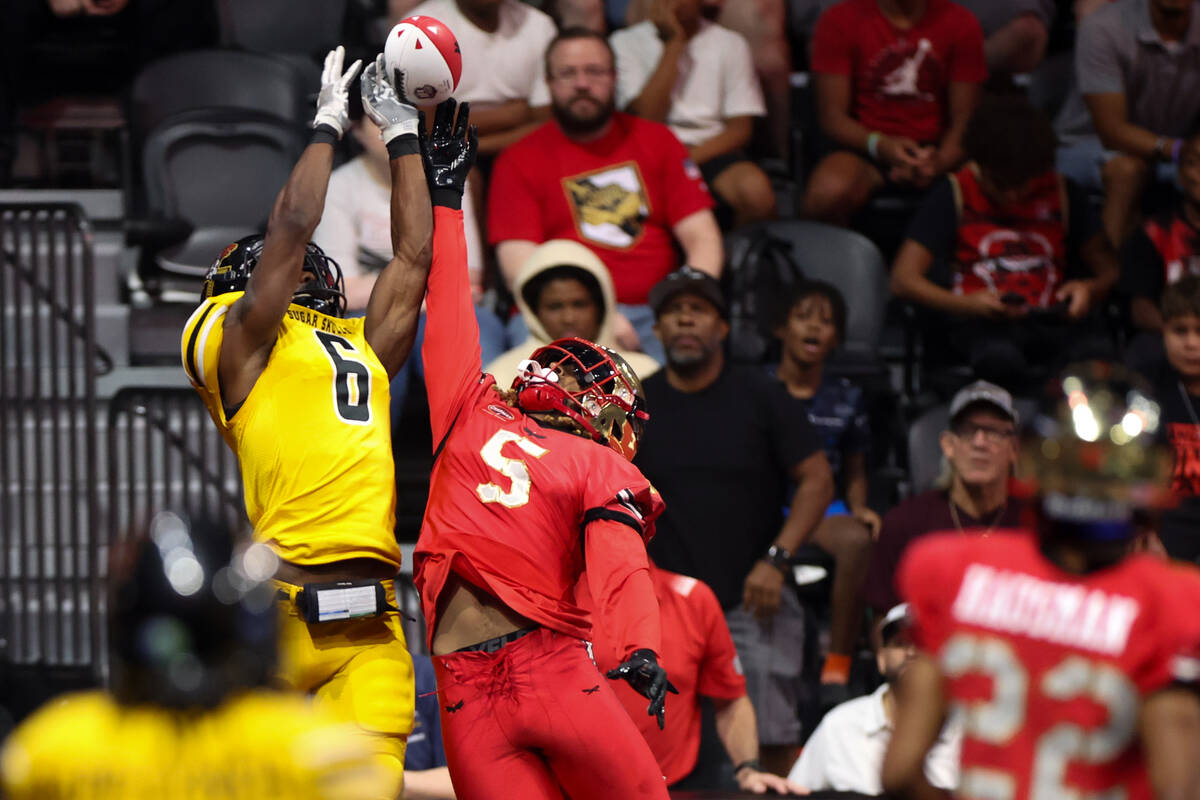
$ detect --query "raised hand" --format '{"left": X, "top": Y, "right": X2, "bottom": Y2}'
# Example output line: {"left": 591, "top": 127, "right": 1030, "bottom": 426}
{"left": 312, "top": 45, "right": 362, "bottom": 139}
{"left": 360, "top": 54, "right": 420, "bottom": 147}
{"left": 421, "top": 98, "right": 478, "bottom": 209}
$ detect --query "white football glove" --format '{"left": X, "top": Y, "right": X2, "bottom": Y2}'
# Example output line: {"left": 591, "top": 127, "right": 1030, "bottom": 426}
{"left": 360, "top": 54, "right": 420, "bottom": 145}
{"left": 312, "top": 45, "right": 362, "bottom": 138}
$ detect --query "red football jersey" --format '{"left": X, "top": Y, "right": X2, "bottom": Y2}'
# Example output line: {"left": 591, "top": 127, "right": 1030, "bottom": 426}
{"left": 810, "top": 0, "right": 986, "bottom": 143}
{"left": 900, "top": 531, "right": 1200, "bottom": 800}
{"left": 415, "top": 206, "right": 664, "bottom": 657}
{"left": 579, "top": 565, "right": 746, "bottom": 785}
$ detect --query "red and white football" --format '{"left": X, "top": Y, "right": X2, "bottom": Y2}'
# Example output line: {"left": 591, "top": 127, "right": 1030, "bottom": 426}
{"left": 383, "top": 15, "right": 462, "bottom": 105}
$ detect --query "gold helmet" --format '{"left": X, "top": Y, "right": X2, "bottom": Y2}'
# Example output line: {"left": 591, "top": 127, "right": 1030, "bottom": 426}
{"left": 1018, "top": 361, "right": 1172, "bottom": 535}
{"left": 513, "top": 337, "right": 649, "bottom": 460}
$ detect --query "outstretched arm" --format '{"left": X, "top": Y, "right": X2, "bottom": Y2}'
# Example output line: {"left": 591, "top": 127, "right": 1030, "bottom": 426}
{"left": 420, "top": 100, "right": 483, "bottom": 449}
{"left": 218, "top": 47, "right": 361, "bottom": 410}
{"left": 881, "top": 653, "right": 953, "bottom": 800}
{"left": 361, "top": 55, "right": 432, "bottom": 379}
{"left": 1141, "top": 688, "right": 1200, "bottom": 800}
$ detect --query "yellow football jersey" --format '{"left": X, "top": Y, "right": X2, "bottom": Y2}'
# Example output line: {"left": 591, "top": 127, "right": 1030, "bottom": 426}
{"left": 1, "top": 690, "right": 397, "bottom": 800}
{"left": 181, "top": 292, "right": 403, "bottom": 569}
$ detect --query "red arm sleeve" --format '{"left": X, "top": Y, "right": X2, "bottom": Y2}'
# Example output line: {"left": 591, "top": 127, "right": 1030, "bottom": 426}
{"left": 897, "top": 534, "right": 958, "bottom": 654}
{"left": 422, "top": 206, "right": 483, "bottom": 450}
{"left": 584, "top": 519, "right": 662, "bottom": 661}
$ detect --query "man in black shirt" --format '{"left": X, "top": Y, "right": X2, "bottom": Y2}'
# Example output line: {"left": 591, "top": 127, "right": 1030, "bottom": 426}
{"left": 635, "top": 266, "right": 834, "bottom": 776}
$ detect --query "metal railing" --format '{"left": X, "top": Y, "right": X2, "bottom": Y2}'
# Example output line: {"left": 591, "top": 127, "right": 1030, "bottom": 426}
{"left": 105, "top": 386, "right": 245, "bottom": 537}
{"left": 0, "top": 204, "right": 106, "bottom": 668}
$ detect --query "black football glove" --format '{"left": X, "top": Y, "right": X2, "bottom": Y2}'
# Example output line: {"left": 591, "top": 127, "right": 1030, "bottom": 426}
{"left": 606, "top": 649, "right": 679, "bottom": 730}
{"left": 420, "top": 98, "right": 477, "bottom": 210}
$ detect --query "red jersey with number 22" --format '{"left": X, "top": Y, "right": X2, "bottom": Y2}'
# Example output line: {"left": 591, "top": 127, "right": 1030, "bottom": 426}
{"left": 900, "top": 531, "right": 1200, "bottom": 800}
{"left": 414, "top": 206, "right": 664, "bottom": 658}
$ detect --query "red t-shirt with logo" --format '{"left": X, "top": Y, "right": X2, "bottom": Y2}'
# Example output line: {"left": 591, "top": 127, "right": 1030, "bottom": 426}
{"left": 488, "top": 113, "right": 713, "bottom": 305}
{"left": 810, "top": 0, "right": 987, "bottom": 143}
{"left": 900, "top": 530, "right": 1200, "bottom": 800}
{"left": 579, "top": 566, "right": 746, "bottom": 785}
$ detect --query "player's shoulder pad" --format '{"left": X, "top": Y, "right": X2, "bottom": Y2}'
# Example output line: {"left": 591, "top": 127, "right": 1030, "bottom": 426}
{"left": 897, "top": 530, "right": 977, "bottom": 604}
{"left": 5, "top": 691, "right": 114, "bottom": 759}
{"left": 181, "top": 293, "right": 240, "bottom": 390}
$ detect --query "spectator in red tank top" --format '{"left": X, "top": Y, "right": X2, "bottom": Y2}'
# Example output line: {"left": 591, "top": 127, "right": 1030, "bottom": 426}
{"left": 890, "top": 94, "right": 1119, "bottom": 388}
{"left": 802, "top": 0, "right": 987, "bottom": 226}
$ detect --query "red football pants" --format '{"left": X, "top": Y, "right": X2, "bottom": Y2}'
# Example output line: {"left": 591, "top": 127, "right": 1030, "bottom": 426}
{"left": 433, "top": 627, "right": 670, "bottom": 800}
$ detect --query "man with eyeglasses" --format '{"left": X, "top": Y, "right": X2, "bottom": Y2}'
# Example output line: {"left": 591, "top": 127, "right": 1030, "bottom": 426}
{"left": 866, "top": 380, "right": 1024, "bottom": 615}
{"left": 487, "top": 26, "right": 724, "bottom": 363}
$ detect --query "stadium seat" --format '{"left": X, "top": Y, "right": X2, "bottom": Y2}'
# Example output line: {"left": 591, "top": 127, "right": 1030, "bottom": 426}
{"left": 130, "top": 49, "right": 315, "bottom": 135}
{"left": 127, "top": 51, "right": 314, "bottom": 301}
{"left": 215, "top": 0, "right": 348, "bottom": 56}
{"left": 138, "top": 109, "right": 305, "bottom": 300}
{"left": 750, "top": 219, "right": 890, "bottom": 377}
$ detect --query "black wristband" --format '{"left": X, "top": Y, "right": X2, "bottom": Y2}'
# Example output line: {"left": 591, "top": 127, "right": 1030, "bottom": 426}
{"left": 310, "top": 124, "right": 339, "bottom": 147}
{"left": 764, "top": 543, "right": 792, "bottom": 575}
{"left": 386, "top": 134, "right": 420, "bottom": 160}
{"left": 734, "top": 759, "right": 762, "bottom": 775}
{"left": 431, "top": 188, "right": 463, "bottom": 210}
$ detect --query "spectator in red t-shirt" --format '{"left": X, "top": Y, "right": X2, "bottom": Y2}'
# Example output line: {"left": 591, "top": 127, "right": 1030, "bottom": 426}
{"left": 488, "top": 27, "right": 724, "bottom": 363}
{"left": 580, "top": 562, "right": 806, "bottom": 793}
{"left": 802, "top": 0, "right": 987, "bottom": 227}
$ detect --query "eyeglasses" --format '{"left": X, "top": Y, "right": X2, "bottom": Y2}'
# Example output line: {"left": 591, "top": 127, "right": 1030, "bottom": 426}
{"left": 548, "top": 65, "right": 614, "bottom": 82}
{"left": 952, "top": 421, "right": 1016, "bottom": 443}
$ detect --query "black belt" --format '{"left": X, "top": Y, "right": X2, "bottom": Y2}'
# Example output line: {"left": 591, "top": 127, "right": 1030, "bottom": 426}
{"left": 455, "top": 627, "right": 538, "bottom": 653}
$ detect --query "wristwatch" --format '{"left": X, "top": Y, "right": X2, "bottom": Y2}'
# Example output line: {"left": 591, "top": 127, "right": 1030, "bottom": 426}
{"left": 764, "top": 544, "right": 792, "bottom": 575}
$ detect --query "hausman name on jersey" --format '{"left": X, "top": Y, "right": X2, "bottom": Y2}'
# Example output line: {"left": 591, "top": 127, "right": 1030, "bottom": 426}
{"left": 900, "top": 531, "right": 1200, "bottom": 800}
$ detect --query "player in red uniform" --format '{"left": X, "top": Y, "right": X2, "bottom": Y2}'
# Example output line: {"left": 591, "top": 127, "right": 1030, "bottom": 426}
{"left": 413, "top": 99, "right": 675, "bottom": 800}
{"left": 882, "top": 362, "right": 1200, "bottom": 800}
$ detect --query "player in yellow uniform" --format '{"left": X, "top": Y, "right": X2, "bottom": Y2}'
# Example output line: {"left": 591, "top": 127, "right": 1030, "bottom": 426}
{"left": 179, "top": 47, "right": 431, "bottom": 796}
{"left": 2, "top": 510, "right": 393, "bottom": 800}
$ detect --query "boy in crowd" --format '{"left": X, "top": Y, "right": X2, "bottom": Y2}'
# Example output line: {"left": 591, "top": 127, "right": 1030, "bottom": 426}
{"left": 770, "top": 280, "right": 877, "bottom": 703}
{"left": 1150, "top": 275, "right": 1200, "bottom": 562}
{"left": 485, "top": 239, "right": 659, "bottom": 384}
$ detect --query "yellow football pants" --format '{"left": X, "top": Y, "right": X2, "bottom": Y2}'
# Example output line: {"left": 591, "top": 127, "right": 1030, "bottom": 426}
{"left": 274, "top": 580, "right": 414, "bottom": 799}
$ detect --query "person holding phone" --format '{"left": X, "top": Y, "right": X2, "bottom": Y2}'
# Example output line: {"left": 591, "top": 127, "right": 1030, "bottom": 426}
{"left": 890, "top": 94, "right": 1118, "bottom": 389}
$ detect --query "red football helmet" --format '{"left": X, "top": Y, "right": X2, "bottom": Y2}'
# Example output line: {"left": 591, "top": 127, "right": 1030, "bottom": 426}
{"left": 512, "top": 338, "right": 649, "bottom": 460}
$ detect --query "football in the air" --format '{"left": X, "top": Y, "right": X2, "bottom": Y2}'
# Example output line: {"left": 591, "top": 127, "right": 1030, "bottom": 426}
{"left": 383, "top": 16, "right": 462, "bottom": 105}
